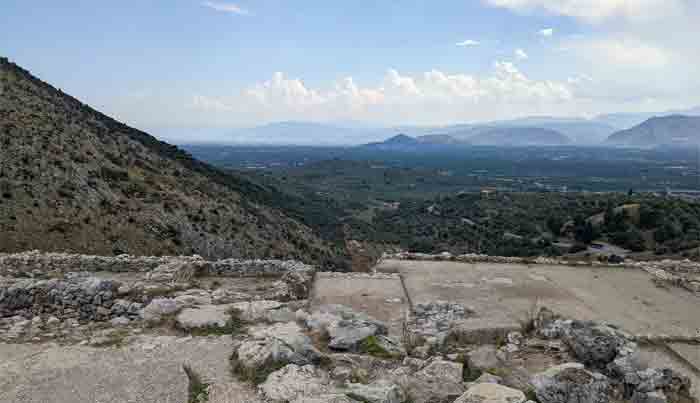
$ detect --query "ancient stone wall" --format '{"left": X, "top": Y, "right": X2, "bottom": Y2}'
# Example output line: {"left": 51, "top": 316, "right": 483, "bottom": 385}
{"left": 0, "top": 251, "right": 314, "bottom": 278}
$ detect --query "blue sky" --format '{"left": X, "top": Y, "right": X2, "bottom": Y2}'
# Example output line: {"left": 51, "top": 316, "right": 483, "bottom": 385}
{"left": 2, "top": 0, "right": 699, "bottom": 136}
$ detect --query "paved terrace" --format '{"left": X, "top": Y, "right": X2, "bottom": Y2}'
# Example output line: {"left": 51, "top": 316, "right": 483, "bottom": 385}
{"left": 312, "top": 258, "right": 700, "bottom": 377}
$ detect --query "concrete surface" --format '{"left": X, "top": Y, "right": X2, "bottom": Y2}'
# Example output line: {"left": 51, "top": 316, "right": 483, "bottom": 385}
{"left": 374, "top": 259, "right": 700, "bottom": 374}
{"left": 376, "top": 260, "right": 700, "bottom": 338}
{"left": 311, "top": 273, "right": 409, "bottom": 336}
{"left": 0, "top": 335, "right": 243, "bottom": 403}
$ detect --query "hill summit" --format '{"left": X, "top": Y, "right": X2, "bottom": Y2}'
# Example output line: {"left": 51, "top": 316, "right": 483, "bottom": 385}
{"left": 0, "top": 57, "right": 332, "bottom": 262}
{"left": 606, "top": 115, "right": 700, "bottom": 147}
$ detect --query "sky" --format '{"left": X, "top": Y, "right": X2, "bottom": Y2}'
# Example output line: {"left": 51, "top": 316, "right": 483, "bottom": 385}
{"left": 2, "top": 0, "right": 700, "bottom": 137}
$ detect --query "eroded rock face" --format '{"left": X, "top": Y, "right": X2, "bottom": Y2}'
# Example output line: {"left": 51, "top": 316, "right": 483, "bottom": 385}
{"left": 454, "top": 383, "right": 527, "bottom": 403}
{"left": 258, "top": 364, "right": 331, "bottom": 403}
{"left": 531, "top": 363, "right": 611, "bottom": 403}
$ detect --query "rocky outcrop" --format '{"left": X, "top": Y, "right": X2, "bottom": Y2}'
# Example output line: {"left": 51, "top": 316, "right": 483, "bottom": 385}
{"left": 233, "top": 322, "right": 322, "bottom": 378}
{"left": 454, "top": 383, "right": 526, "bottom": 403}
{"left": 531, "top": 363, "right": 610, "bottom": 403}
{"left": 402, "top": 358, "right": 466, "bottom": 403}
{"left": 307, "top": 305, "right": 388, "bottom": 352}
{"left": 347, "top": 379, "right": 406, "bottom": 403}
{"left": 258, "top": 364, "right": 332, "bottom": 403}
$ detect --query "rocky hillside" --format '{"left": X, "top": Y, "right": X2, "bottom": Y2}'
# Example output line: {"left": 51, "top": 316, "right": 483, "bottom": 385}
{"left": 606, "top": 115, "right": 700, "bottom": 147}
{"left": 0, "top": 57, "right": 334, "bottom": 263}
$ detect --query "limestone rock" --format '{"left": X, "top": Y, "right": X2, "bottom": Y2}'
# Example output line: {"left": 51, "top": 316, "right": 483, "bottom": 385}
{"left": 258, "top": 364, "right": 331, "bottom": 403}
{"left": 454, "top": 383, "right": 526, "bottom": 403}
{"left": 404, "top": 358, "right": 465, "bottom": 403}
{"left": 175, "top": 305, "right": 232, "bottom": 330}
{"left": 347, "top": 379, "right": 406, "bottom": 403}
{"left": 468, "top": 345, "right": 502, "bottom": 371}
{"left": 235, "top": 322, "right": 321, "bottom": 374}
{"left": 307, "top": 305, "right": 388, "bottom": 352}
{"left": 531, "top": 363, "right": 610, "bottom": 403}
{"left": 140, "top": 298, "right": 181, "bottom": 323}
{"left": 231, "top": 300, "right": 296, "bottom": 323}
{"left": 563, "top": 322, "right": 625, "bottom": 368}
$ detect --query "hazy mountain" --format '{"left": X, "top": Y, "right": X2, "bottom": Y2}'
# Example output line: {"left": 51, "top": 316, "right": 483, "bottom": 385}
{"left": 361, "top": 134, "right": 423, "bottom": 151}
{"left": 468, "top": 127, "right": 572, "bottom": 146}
{"left": 415, "top": 134, "right": 466, "bottom": 145}
{"left": 0, "top": 57, "right": 332, "bottom": 262}
{"left": 230, "top": 121, "right": 382, "bottom": 145}
{"left": 605, "top": 115, "right": 700, "bottom": 147}
{"left": 595, "top": 106, "right": 700, "bottom": 130}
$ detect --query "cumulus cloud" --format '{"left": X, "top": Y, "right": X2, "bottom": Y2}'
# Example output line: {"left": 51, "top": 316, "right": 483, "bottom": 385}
{"left": 456, "top": 39, "right": 480, "bottom": 47}
{"left": 190, "top": 63, "right": 579, "bottom": 124}
{"left": 515, "top": 49, "right": 529, "bottom": 60}
{"left": 202, "top": 1, "right": 250, "bottom": 15}
{"left": 538, "top": 28, "right": 553, "bottom": 37}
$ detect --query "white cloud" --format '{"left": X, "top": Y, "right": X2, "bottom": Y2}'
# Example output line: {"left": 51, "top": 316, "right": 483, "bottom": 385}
{"left": 456, "top": 39, "right": 480, "bottom": 47}
{"left": 538, "top": 28, "right": 553, "bottom": 37}
{"left": 484, "top": 0, "right": 684, "bottom": 23}
{"left": 515, "top": 49, "right": 529, "bottom": 60}
{"left": 190, "top": 63, "right": 578, "bottom": 125}
{"left": 202, "top": 1, "right": 250, "bottom": 15}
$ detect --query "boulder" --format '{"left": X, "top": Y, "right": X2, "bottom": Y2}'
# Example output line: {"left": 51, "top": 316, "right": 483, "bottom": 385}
{"left": 454, "top": 383, "right": 526, "bottom": 403}
{"left": 307, "top": 305, "right": 388, "bottom": 352}
{"left": 468, "top": 345, "right": 502, "bottom": 371}
{"left": 347, "top": 380, "right": 406, "bottom": 403}
{"left": 175, "top": 305, "right": 232, "bottom": 331}
{"left": 231, "top": 300, "right": 296, "bottom": 323}
{"left": 563, "top": 322, "right": 625, "bottom": 368}
{"left": 531, "top": 363, "right": 610, "bottom": 403}
{"left": 140, "top": 298, "right": 180, "bottom": 323}
{"left": 234, "top": 322, "right": 321, "bottom": 376}
{"left": 404, "top": 358, "right": 465, "bottom": 403}
{"left": 258, "top": 364, "right": 331, "bottom": 403}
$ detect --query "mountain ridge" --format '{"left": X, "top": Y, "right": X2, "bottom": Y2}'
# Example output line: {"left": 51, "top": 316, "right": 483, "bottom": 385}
{"left": 0, "top": 57, "right": 335, "bottom": 263}
{"left": 605, "top": 115, "right": 700, "bottom": 147}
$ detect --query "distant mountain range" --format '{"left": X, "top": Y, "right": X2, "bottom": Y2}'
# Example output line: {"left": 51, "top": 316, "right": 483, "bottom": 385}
{"left": 605, "top": 115, "right": 700, "bottom": 147}
{"left": 468, "top": 127, "right": 571, "bottom": 146}
{"left": 362, "top": 114, "right": 700, "bottom": 150}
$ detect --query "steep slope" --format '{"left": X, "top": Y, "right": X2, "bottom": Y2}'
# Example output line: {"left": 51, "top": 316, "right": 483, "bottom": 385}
{"left": 605, "top": 115, "right": 700, "bottom": 147}
{"left": 467, "top": 127, "right": 571, "bottom": 146}
{"left": 0, "top": 57, "right": 333, "bottom": 262}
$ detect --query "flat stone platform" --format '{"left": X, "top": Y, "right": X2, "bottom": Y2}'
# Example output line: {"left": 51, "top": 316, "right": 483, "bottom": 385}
{"left": 0, "top": 335, "right": 240, "bottom": 403}
{"left": 376, "top": 259, "right": 700, "bottom": 339}
{"left": 310, "top": 272, "right": 409, "bottom": 336}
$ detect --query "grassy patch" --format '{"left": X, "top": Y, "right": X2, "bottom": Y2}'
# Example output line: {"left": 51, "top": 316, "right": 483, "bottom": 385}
{"left": 359, "top": 335, "right": 394, "bottom": 359}
{"left": 524, "top": 388, "right": 540, "bottom": 403}
{"left": 458, "top": 354, "right": 483, "bottom": 382}
{"left": 183, "top": 364, "right": 209, "bottom": 403}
